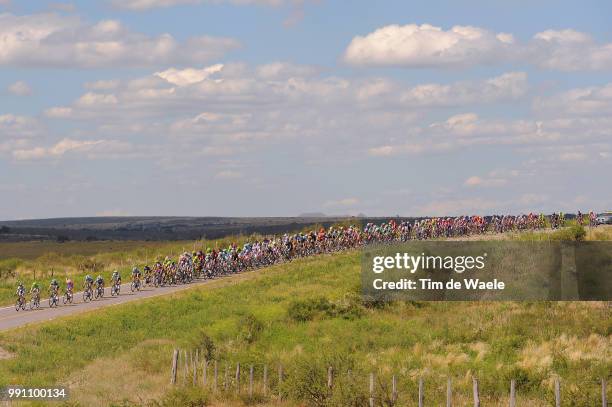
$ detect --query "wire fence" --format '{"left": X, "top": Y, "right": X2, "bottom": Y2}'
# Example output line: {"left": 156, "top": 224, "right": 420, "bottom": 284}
{"left": 169, "top": 348, "right": 608, "bottom": 406}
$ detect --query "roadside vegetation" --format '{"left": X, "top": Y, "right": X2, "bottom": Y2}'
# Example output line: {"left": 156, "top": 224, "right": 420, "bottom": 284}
{"left": 0, "top": 227, "right": 610, "bottom": 406}
{"left": 0, "top": 236, "right": 253, "bottom": 306}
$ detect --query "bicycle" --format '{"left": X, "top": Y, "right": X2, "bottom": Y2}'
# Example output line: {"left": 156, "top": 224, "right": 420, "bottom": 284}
{"left": 15, "top": 295, "right": 26, "bottom": 311}
{"left": 30, "top": 292, "right": 41, "bottom": 310}
{"left": 63, "top": 288, "right": 73, "bottom": 304}
{"left": 94, "top": 283, "right": 104, "bottom": 299}
{"left": 111, "top": 281, "right": 121, "bottom": 297}
{"left": 49, "top": 288, "right": 60, "bottom": 308}
{"left": 130, "top": 277, "right": 141, "bottom": 292}
{"left": 83, "top": 284, "right": 93, "bottom": 302}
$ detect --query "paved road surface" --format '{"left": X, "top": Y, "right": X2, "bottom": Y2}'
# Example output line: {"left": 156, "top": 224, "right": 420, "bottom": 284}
{"left": 0, "top": 274, "right": 253, "bottom": 332}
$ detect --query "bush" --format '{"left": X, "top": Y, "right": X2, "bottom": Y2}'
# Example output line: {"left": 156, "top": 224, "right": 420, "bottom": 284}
{"left": 550, "top": 225, "right": 586, "bottom": 241}
{"left": 191, "top": 332, "right": 216, "bottom": 361}
{"left": 237, "top": 314, "right": 264, "bottom": 344}
{"left": 148, "top": 387, "right": 209, "bottom": 407}
{"left": 287, "top": 297, "right": 333, "bottom": 322}
{"left": 282, "top": 353, "right": 360, "bottom": 407}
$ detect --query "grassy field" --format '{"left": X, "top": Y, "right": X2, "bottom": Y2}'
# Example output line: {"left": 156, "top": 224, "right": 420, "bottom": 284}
{"left": 0, "top": 227, "right": 610, "bottom": 406}
{"left": 0, "top": 236, "right": 252, "bottom": 306}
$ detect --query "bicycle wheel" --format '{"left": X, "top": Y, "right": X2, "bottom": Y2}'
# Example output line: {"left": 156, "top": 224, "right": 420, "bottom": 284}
{"left": 130, "top": 281, "right": 136, "bottom": 292}
{"left": 15, "top": 299, "right": 21, "bottom": 311}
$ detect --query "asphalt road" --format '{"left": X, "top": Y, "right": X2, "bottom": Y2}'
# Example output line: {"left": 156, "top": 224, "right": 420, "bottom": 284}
{"left": 0, "top": 275, "right": 244, "bottom": 332}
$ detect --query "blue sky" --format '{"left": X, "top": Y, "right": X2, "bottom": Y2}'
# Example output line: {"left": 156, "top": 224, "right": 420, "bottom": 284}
{"left": 1, "top": 0, "right": 611, "bottom": 219}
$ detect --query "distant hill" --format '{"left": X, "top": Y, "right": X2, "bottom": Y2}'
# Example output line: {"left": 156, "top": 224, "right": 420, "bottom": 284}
{"left": 0, "top": 216, "right": 373, "bottom": 242}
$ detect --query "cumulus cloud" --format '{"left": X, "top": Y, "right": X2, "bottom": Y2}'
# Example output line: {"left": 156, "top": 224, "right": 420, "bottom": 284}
{"left": 0, "top": 13, "right": 240, "bottom": 68}
{"left": 7, "top": 81, "right": 32, "bottom": 96}
{"left": 531, "top": 29, "right": 612, "bottom": 71}
{"left": 0, "top": 114, "right": 40, "bottom": 138}
{"left": 155, "top": 64, "right": 224, "bottom": 86}
{"left": 400, "top": 72, "right": 527, "bottom": 106}
{"left": 534, "top": 82, "right": 612, "bottom": 116}
{"left": 344, "top": 24, "right": 516, "bottom": 68}
{"left": 344, "top": 23, "right": 612, "bottom": 71}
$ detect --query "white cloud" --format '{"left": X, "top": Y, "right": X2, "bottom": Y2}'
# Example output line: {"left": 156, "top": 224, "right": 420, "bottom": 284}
{"left": 76, "top": 93, "right": 119, "bottom": 107}
{"left": 44, "top": 107, "right": 73, "bottom": 118}
{"left": 155, "top": 64, "right": 224, "bottom": 86}
{"left": 7, "top": 81, "right": 32, "bottom": 96}
{"left": 0, "top": 114, "right": 40, "bottom": 138}
{"left": 344, "top": 24, "right": 515, "bottom": 68}
{"left": 531, "top": 29, "right": 612, "bottom": 71}
{"left": 344, "top": 23, "right": 612, "bottom": 71}
{"left": 12, "top": 138, "right": 130, "bottom": 160}
{"left": 0, "top": 13, "right": 240, "bottom": 68}
{"left": 534, "top": 83, "right": 612, "bottom": 116}
{"left": 400, "top": 72, "right": 527, "bottom": 107}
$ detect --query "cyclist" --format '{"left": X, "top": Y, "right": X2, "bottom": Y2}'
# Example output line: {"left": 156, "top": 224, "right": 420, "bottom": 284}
{"left": 65, "top": 278, "right": 74, "bottom": 294}
{"left": 84, "top": 274, "right": 94, "bottom": 289}
{"left": 131, "top": 266, "right": 141, "bottom": 282}
{"left": 49, "top": 278, "right": 60, "bottom": 296}
{"left": 16, "top": 282, "right": 26, "bottom": 303}
{"left": 111, "top": 270, "right": 121, "bottom": 286}
{"left": 30, "top": 281, "right": 41, "bottom": 301}
{"left": 95, "top": 274, "right": 104, "bottom": 289}
{"left": 143, "top": 265, "right": 152, "bottom": 283}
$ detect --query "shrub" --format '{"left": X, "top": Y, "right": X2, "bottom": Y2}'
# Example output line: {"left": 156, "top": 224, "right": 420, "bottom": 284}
{"left": 550, "top": 225, "right": 586, "bottom": 241}
{"left": 237, "top": 314, "right": 264, "bottom": 344}
{"left": 287, "top": 297, "right": 333, "bottom": 322}
{"left": 191, "top": 332, "right": 216, "bottom": 361}
{"left": 148, "top": 387, "right": 209, "bottom": 407}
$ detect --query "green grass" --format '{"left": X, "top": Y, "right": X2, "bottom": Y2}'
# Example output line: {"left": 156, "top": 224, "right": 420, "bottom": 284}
{"left": 0, "top": 250, "right": 609, "bottom": 406}
{"left": 0, "top": 236, "right": 253, "bottom": 306}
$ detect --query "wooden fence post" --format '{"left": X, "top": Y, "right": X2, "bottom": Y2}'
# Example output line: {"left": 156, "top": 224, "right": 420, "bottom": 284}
{"left": 235, "top": 362, "right": 241, "bottom": 394}
{"left": 278, "top": 365, "right": 284, "bottom": 398}
{"left": 602, "top": 378, "right": 607, "bottom": 407}
{"left": 183, "top": 350, "right": 188, "bottom": 383}
{"left": 391, "top": 375, "right": 397, "bottom": 404}
{"left": 327, "top": 366, "right": 333, "bottom": 390}
{"left": 202, "top": 359, "right": 208, "bottom": 387}
{"left": 214, "top": 360, "right": 218, "bottom": 391}
{"left": 473, "top": 377, "right": 480, "bottom": 407}
{"left": 249, "top": 365, "right": 254, "bottom": 397}
{"left": 171, "top": 349, "right": 178, "bottom": 385}
{"left": 555, "top": 378, "right": 561, "bottom": 407}
{"left": 193, "top": 355, "right": 197, "bottom": 386}
{"left": 369, "top": 373, "right": 374, "bottom": 407}
{"left": 510, "top": 379, "right": 516, "bottom": 407}
{"left": 446, "top": 377, "right": 452, "bottom": 407}
{"left": 418, "top": 377, "right": 424, "bottom": 407}
{"left": 263, "top": 365, "right": 268, "bottom": 396}
{"left": 224, "top": 364, "right": 229, "bottom": 392}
